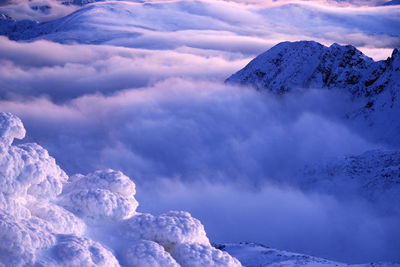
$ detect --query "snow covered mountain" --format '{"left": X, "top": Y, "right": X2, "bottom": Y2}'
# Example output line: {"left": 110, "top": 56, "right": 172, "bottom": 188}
{"left": 226, "top": 41, "right": 399, "bottom": 98}
{"left": 226, "top": 41, "right": 400, "bottom": 208}
{"left": 0, "top": 1, "right": 236, "bottom": 44}
{"left": 216, "top": 243, "right": 400, "bottom": 267}
{"left": 227, "top": 41, "right": 400, "bottom": 146}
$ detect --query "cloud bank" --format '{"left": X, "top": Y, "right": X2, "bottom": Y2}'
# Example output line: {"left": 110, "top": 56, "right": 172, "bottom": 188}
{"left": 1, "top": 78, "right": 378, "bottom": 183}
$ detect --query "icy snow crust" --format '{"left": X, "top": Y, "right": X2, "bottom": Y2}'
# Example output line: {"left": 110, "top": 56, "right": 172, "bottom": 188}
{"left": 218, "top": 242, "right": 400, "bottom": 267}
{"left": 0, "top": 112, "right": 241, "bottom": 267}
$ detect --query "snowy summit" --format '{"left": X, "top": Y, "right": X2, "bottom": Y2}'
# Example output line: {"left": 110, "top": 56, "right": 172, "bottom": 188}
{"left": 226, "top": 41, "right": 400, "bottom": 98}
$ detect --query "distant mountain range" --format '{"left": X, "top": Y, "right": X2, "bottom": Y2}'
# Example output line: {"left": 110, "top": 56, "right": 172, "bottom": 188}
{"left": 0, "top": 2, "right": 146, "bottom": 43}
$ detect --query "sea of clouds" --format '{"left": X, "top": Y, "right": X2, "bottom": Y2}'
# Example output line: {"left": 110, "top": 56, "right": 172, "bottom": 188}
{"left": 0, "top": 0, "right": 400, "bottom": 264}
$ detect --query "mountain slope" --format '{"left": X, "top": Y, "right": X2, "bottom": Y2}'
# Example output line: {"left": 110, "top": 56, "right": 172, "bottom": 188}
{"left": 226, "top": 41, "right": 399, "bottom": 97}
{"left": 216, "top": 243, "right": 400, "bottom": 267}
{"left": 0, "top": 1, "right": 238, "bottom": 45}
{"left": 227, "top": 41, "right": 400, "bottom": 146}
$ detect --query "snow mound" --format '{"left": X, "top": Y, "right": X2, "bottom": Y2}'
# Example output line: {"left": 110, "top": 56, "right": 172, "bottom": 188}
{"left": 60, "top": 169, "right": 138, "bottom": 221}
{"left": 173, "top": 243, "right": 242, "bottom": 267}
{"left": 121, "top": 240, "right": 179, "bottom": 267}
{"left": 0, "top": 112, "right": 241, "bottom": 266}
{"left": 0, "top": 112, "right": 25, "bottom": 146}
{"left": 53, "top": 235, "right": 120, "bottom": 267}
{"left": 28, "top": 202, "right": 85, "bottom": 236}
{"left": 0, "top": 141, "right": 67, "bottom": 199}
{"left": 124, "top": 211, "right": 210, "bottom": 252}
{"left": 0, "top": 212, "right": 56, "bottom": 266}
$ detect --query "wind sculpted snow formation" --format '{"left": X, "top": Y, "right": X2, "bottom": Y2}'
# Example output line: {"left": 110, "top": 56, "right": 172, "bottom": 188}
{"left": 0, "top": 112, "right": 242, "bottom": 267}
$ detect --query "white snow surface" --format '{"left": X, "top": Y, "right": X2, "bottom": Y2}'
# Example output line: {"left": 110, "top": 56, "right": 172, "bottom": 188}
{"left": 0, "top": 112, "right": 242, "bottom": 266}
{"left": 60, "top": 170, "right": 138, "bottom": 221}
{"left": 226, "top": 41, "right": 398, "bottom": 97}
{"left": 0, "top": 112, "right": 25, "bottom": 146}
{"left": 120, "top": 240, "right": 180, "bottom": 267}
{"left": 124, "top": 211, "right": 210, "bottom": 252}
{"left": 53, "top": 235, "right": 121, "bottom": 267}
{"left": 218, "top": 242, "right": 400, "bottom": 267}
{"left": 173, "top": 243, "right": 242, "bottom": 267}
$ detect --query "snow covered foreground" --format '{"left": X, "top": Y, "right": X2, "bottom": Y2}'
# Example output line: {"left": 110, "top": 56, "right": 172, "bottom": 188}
{"left": 0, "top": 112, "right": 241, "bottom": 266}
{"left": 217, "top": 243, "right": 400, "bottom": 267}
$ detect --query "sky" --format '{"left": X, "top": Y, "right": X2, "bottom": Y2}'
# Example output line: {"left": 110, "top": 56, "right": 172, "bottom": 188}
{"left": 0, "top": 0, "right": 400, "bottom": 264}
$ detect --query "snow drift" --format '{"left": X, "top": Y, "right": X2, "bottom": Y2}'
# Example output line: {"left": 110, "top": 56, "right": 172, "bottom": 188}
{"left": 0, "top": 111, "right": 241, "bottom": 266}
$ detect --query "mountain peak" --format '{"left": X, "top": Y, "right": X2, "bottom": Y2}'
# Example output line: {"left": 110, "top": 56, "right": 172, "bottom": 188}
{"left": 226, "top": 41, "right": 400, "bottom": 147}
{"left": 225, "top": 41, "right": 392, "bottom": 98}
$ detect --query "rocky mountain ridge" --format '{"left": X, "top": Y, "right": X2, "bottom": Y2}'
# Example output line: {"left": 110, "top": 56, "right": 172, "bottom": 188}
{"left": 227, "top": 41, "right": 400, "bottom": 147}
{"left": 226, "top": 41, "right": 399, "bottom": 99}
